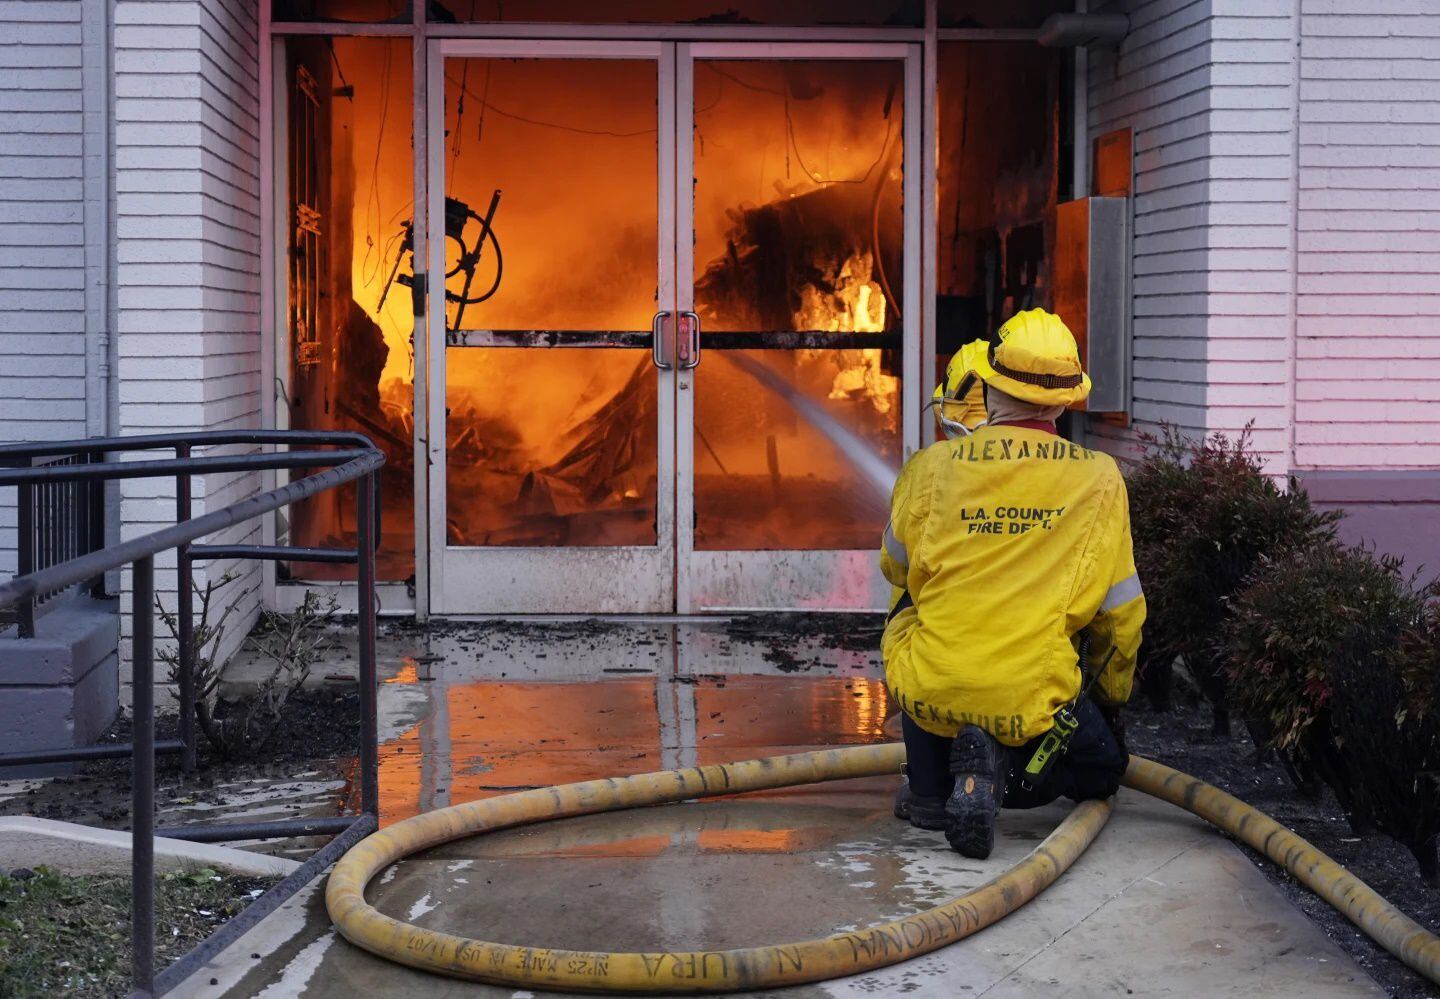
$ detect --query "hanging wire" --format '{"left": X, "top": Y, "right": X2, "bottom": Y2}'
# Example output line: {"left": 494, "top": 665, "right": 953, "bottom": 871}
{"left": 360, "top": 40, "right": 394, "bottom": 288}
{"left": 444, "top": 72, "right": 658, "bottom": 138}
{"left": 326, "top": 39, "right": 353, "bottom": 98}
{"left": 445, "top": 64, "right": 725, "bottom": 144}
{"left": 451, "top": 60, "right": 470, "bottom": 173}
{"left": 370, "top": 199, "right": 414, "bottom": 299}
{"left": 700, "top": 62, "right": 895, "bottom": 188}
{"left": 703, "top": 63, "right": 784, "bottom": 96}
{"left": 786, "top": 108, "right": 895, "bottom": 187}
{"left": 782, "top": 80, "right": 791, "bottom": 179}
{"left": 475, "top": 58, "right": 492, "bottom": 149}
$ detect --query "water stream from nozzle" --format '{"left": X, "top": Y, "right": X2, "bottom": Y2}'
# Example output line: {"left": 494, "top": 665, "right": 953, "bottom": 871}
{"left": 724, "top": 353, "right": 898, "bottom": 501}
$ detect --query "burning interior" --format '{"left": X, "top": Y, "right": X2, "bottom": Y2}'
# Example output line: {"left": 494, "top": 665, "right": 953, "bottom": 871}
{"left": 279, "top": 32, "right": 1061, "bottom": 581}
{"left": 689, "top": 59, "right": 904, "bottom": 550}
{"left": 431, "top": 56, "right": 906, "bottom": 552}
{"left": 284, "top": 36, "right": 416, "bottom": 581}
{"left": 437, "top": 57, "right": 661, "bottom": 550}
{"left": 935, "top": 41, "right": 1062, "bottom": 392}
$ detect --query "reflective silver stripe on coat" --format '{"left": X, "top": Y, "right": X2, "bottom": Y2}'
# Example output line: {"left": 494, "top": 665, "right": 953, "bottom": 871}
{"left": 1100, "top": 573, "right": 1144, "bottom": 612}
{"left": 883, "top": 521, "right": 908, "bottom": 568}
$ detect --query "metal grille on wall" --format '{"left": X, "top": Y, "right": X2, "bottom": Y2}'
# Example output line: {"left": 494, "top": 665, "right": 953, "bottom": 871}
{"left": 290, "top": 64, "right": 323, "bottom": 369}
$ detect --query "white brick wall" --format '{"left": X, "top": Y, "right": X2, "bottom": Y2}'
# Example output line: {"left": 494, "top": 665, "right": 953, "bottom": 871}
{"left": 114, "top": 0, "right": 262, "bottom": 677}
{"left": 1294, "top": 0, "right": 1440, "bottom": 469}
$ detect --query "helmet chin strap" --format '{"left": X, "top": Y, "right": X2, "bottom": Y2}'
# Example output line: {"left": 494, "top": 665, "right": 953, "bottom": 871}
{"left": 939, "top": 412, "right": 982, "bottom": 440}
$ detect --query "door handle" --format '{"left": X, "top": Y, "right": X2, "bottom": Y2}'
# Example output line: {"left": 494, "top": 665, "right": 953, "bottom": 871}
{"left": 651, "top": 310, "right": 673, "bottom": 370}
{"left": 678, "top": 311, "right": 700, "bottom": 370}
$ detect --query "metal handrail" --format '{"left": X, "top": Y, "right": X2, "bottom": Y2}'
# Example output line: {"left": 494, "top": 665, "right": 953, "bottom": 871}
{"left": 0, "top": 428, "right": 375, "bottom": 460}
{"left": 0, "top": 430, "right": 385, "bottom": 998}
{"left": 0, "top": 451, "right": 378, "bottom": 603}
{"left": 0, "top": 449, "right": 376, "bottom": 488}
{"left": 0, "top": 428, "right": 380, "bottom": 638}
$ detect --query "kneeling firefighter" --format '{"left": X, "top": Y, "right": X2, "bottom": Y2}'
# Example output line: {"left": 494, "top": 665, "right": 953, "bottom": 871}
{"left": 882, "top": 308, "right": 1145, "bottom": 859}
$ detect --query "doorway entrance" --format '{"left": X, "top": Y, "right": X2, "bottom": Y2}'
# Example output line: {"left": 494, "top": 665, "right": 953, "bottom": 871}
{"left": 425, "top": 40, "right": 920, "bottom": 614}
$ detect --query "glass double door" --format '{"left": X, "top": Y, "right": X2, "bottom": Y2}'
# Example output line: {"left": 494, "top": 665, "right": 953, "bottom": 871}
{"left": 426, "top": 39, "right": 919, "bottom": 614}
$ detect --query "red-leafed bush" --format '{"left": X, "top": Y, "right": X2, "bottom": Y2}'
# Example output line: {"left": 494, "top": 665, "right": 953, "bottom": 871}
{"left": 1396, "top": 601, "right": 1440, "bottom": 725}
{"left": 1328, "top": 590, "right": 1440, "bottom": 884}
{"left": 1225, "top": 543, "right": 1440, "bottom": 883}
{"left": 1224, "top": 544, "right": 1409, "bottom": 754}
{"left": 1223, "top": 544, "right": 1411, "bottom": 827}
{"left": 1126, "top": 425, "right": 1340, "bottom": 731}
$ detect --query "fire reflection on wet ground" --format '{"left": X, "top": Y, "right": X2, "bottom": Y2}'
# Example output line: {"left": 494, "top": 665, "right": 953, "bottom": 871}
{"left": 343, "top": 617, "right": 897, "bottom": 827}
{"left": 199, "top": 617, "right": 1045, "bottom": 991}
{"left": 153, "top": 616, "right": 896, "bottom": 859}
{"left": 367, "top": 670, "right": 894, "bottom": 826}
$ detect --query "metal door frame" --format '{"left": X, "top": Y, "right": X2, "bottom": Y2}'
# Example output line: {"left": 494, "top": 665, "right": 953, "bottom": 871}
{"left": 258, "top": 4, "right": 1067, "bottom": 617}
{"left": 675, "top": 41, "right": 922, "bottom": 613}
{"left": 425, "top": 38, "right": 678, "bottom": 614}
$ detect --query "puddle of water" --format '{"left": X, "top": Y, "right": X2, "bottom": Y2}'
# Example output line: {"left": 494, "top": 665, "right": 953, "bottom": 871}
{"left": 253, "top": 929, "right": 335, "bottom": 998}
{"left": 13, "top": 621, "right": 897, "bottom": 869}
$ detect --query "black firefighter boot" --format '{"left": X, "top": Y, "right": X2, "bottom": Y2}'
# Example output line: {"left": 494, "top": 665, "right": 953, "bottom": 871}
{"left": 945, "top": 724, "right": 1006, "bottom": 858}
{"left": 893, "top": 782, "right": 948, "bottom": 830}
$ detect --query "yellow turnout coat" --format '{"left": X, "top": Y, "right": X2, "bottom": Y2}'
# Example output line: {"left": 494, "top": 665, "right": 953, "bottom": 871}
{"left": 880, "top": 424, "right": 1146, "bottom": 746}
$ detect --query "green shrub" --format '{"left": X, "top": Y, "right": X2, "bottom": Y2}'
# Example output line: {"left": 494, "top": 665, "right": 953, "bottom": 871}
{"left": 1126, "top": 425, "right": 1340, "bottom": 731}
{"left": 1224, "top": 543, "right": 1411, "bottom": 754}
{"left": 1225, "top": 543, "right": 1440, "bottom": 882}
{"left": 1396, "top": 601, "right": 1440, "bottom": 724}
{"left": 1328, "top": 585, "right": 1440, "bottom": 884}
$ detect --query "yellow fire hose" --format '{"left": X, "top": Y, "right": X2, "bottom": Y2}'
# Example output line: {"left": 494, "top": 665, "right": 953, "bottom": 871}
{"left": 327, "top": 746, "right": 1440, "bottom": 993}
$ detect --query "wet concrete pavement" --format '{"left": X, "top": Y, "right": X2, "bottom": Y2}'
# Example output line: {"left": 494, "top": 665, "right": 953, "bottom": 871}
{"left": 180, "top": 618, "right": 1382, "bottom": 997}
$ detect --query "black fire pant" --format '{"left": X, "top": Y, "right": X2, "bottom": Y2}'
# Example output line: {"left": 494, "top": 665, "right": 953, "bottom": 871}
{"left": 901, "top": 698, "right": 1127, "bottom": 809}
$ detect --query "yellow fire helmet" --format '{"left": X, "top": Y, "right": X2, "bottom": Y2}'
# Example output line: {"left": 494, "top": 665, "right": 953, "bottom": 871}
{"left": 930, "top": 354, "right": 988, "bottom": 439}
{"left": 961, "top": 308, "right": 1092, "bottom": 408}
